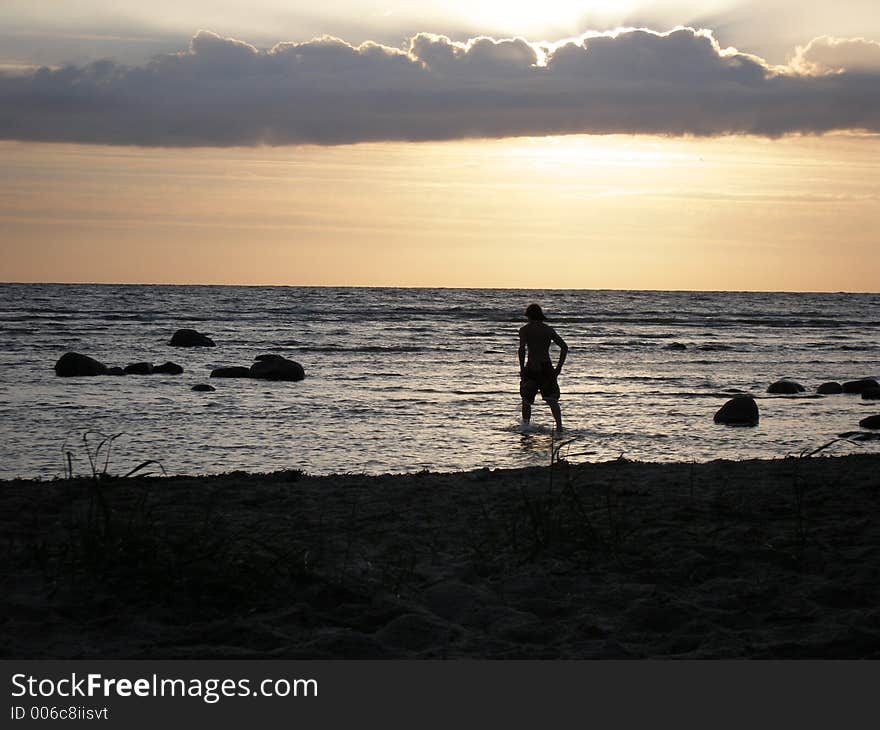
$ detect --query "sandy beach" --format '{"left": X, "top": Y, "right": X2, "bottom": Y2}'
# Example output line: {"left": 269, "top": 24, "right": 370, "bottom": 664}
{"left": 2, "top": 453, "right": 879, "bottom": 659}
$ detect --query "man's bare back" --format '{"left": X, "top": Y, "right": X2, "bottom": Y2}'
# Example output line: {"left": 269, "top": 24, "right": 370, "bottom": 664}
{"left": 519, "top": 320, "right": 565, "bottom": 369}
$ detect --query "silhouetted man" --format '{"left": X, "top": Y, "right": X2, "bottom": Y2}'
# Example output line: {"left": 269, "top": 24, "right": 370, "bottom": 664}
{"left": 518, "top": 303, "right": 568, "bottom": 432}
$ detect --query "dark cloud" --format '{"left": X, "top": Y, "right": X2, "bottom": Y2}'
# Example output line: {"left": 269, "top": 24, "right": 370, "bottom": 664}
{"left": 1, "top": 27, "right": 878, "bottom": 146}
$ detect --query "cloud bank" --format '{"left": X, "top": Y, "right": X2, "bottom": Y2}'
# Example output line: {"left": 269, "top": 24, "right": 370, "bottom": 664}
{"left": 1, "top": 27, "right": 878, "bottom": 146}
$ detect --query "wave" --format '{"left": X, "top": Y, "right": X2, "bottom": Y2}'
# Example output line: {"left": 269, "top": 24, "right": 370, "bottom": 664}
{"left": 805, "top": 343, "right": 876, "bottom": 352}
{"left": 135, "top": 306, "right": 877, "bottom": 330}
{"left": 291, "top": 345, "right": 435, "bottom": 353}
{"left": 511, "top": 314, "right": 879, "bottom": 329}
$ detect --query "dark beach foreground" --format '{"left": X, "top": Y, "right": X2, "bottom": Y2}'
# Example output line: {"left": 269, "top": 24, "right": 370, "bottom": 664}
{"left": 2, "top": 454, "right": 879, "bottom": 659}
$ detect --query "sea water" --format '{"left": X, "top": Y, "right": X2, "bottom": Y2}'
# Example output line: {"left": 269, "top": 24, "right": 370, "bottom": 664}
{"left": 0, "top": 284, "right": 878, "bottom": 479}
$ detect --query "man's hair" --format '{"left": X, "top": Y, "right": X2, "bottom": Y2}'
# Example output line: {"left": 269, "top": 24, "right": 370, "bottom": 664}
{"left": 525, "top": 303, "right": 547, "bottom": 321}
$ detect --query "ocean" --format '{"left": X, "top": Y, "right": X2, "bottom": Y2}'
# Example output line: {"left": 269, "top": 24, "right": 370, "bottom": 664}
{"left": 0, "top": 284, "right": 878, "bottom": 480}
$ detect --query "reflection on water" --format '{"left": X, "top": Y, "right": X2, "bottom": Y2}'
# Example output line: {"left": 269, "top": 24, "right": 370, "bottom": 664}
{"left": 0, "top": 284, "right": 878, "bottom": 479}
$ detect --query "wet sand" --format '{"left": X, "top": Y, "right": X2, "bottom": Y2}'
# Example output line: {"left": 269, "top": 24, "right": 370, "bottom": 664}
{"left": 2, "top": 454, "right": 880, "bottom": 658}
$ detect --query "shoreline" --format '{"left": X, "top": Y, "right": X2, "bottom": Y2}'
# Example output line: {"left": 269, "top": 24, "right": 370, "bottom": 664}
{"left": 3, "top": 454, "right": 880, "bottom": 658}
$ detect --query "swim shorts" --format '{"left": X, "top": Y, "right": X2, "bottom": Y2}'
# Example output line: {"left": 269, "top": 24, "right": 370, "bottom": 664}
{"left": 520, "top": 362, "right": 560, "bottom": 403}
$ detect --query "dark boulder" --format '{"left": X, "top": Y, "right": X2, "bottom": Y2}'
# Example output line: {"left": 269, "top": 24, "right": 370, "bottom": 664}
{"left": 124, "top": 362, "right": 153, "bottom": 375}
{"left": 210, "top": 366, "right": 252, "bottom": 379}
{"left": 169, "top": 329, "right": 215, "bottom": 347}
{"left": 250, "top": 354, "right": 305, "bottom": 382}
{"left": 192, "top": 383, "right": 215, "bottom": 392}
{"left": 54, "top": 352, "right": 108, "bottom": 377}
{"left": 860, "top": 415, "right": 880, "bottom": 429}
{"left": 714, "top": 395, "right": 759, "bottom": 426}
{"left": 817, "top": 381, "right": 843, "bottom": 395}
{"left": 153, "top": 361, "right": 183, "bottom": 375}
{"left": 862, "top": 388, "right": 880, "bottom": 401}
{"left": 107, "top": 367, "right": 126, "bottom": 376}
{"left": 843, "top": 378, "right": 880, "bottom": 394}
{"left": 767, "top": 379, "right": 805, "bottom": 394}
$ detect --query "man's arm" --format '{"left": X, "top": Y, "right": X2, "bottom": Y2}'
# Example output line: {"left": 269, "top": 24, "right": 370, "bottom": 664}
{"left": 518, "top": 329, "right": 526, "bottom": 375}
{"left": 551, "top": 329, "right": 568, "bottom": 376}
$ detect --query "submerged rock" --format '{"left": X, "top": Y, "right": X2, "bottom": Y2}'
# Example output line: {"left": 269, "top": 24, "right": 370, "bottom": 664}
{"left": 838, "top": 430, "right": 880, "bottom": 442}
{"left": 843, "top": 378, "right": 880, "bottom": 394}
{"left": 192, "top": 383, "right": 215, "bottom": 392}
{"left": 817, "top": 381, "right": 843, "bottom": 395}
{"left": 169, "top": 328, "right": 215, "bottom": 347}
{"left": 767, "top": 379, "right": 805, "bottom": 394}
{"left": 859, "top": 415, "right": 880, "bottom": 429}
{"left": 54, "top": 352, "right": 108, "bottom": 377}
{"left": 124, "top": 362, "right": 153, "bottom": 375}
{"left": 698, "top": 344, "right": 734, "bottom": 351}
{"left": 861, "top": 388, "right": 880, "bottom": 401}
{"left": 153, "top": 361, "right": 184, "bottom": 375}
{"left": 838, "top": 430, "right": 880, "bottom": 441}
{"left": 665, "top": 342, "right": 687, "bottom": 351}
{"left": 714, "top": 395, "right": 759, "bottom": 426}
{"left": 107, "top": 367, "right": 126, "bottom": 376}
{"left": 250, "top": 354, "right": 305, "bottom": 382}
{"left": 210, "top": 366, "right": 252, "bottom": 378}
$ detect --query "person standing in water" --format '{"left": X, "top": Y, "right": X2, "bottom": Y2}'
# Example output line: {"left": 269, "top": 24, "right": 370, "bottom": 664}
{"left": 518, "top": 303, "right": 568, "bottom": 432}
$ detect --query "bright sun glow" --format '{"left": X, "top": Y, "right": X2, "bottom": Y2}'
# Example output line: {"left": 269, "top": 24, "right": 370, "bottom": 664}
{"left": 463, "top": 0, "right": 639, "bottom": 36}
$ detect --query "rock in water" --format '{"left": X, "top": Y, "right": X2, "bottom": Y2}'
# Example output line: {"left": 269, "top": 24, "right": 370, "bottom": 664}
{"left": 843, "top": 378, "right": 880, "bottom": 394}
{"left": 54, "top": 352, "right": 108, "bottom": 377}
{"left": 210, "top": 366, "right": 253, "bottom": 378}
{"left": 124, "top": 362, "right": 153, "bottom": 375}
{"left": 767, "top": 379, "right": 805, "bottom": 394}
{"left": 169, "top": 329, "right": 216, "bottom": 347}
{"left": 860, "top": 415, "right": 880, "bottom": 429}
{"left": 860, "top": 387, "right": 880, "bottom": 401}
{"left": 107, "top": 367, "right": 126, "bottom": 376}
{"left": 192, "top": 383, "right": 215, "bottom": 392}
{"left": 817, "top": 381, "right": 843, "bottom": 395}
{"left": 153, "top": 361, "right": 183, "bottom": 375}
{"left": 714, "top": 395, "right": 759, "bottom": 426}
{"left": 250, "top": 354, "right": 305, "bottom": 381}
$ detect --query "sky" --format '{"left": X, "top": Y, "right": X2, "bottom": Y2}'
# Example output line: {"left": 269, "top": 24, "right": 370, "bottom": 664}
{"left": 1, "top": 1, "right": 878, "bottom": 291}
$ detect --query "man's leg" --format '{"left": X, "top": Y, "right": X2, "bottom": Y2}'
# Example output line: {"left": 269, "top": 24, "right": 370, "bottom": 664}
{"left": 548, "top": 399, "right": 563, "bottom": 432}
{"left": 520, "top": 378, "right": 536, "bottom": 424}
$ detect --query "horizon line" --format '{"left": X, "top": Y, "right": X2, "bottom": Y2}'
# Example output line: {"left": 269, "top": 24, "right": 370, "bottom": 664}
{"left": 1, "top": 281, "right": 877, "bottom": 296}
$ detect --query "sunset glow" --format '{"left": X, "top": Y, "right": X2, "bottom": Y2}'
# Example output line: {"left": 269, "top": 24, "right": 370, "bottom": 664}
{"left": 2, "top": 133, "right": 876, "bottom": 291}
